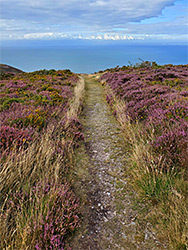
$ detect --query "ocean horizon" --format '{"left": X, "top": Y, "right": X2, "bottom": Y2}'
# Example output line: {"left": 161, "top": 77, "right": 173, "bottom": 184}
{"left": 1, "top": 41, "right": 188, "bottom": 73}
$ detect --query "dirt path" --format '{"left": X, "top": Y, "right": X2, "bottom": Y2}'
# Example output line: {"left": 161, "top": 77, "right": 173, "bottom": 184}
{"left": 70, "top": 76, "right": 167, "bottom": 250}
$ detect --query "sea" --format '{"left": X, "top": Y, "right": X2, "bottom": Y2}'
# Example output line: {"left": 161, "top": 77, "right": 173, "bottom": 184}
{"left": 1, "top": 40, "right": 188, "bottom": 73}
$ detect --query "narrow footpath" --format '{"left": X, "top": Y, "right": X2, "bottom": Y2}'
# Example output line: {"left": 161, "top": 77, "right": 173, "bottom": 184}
{"left": 70, "top": 76, "right": 166, "bottom": 250}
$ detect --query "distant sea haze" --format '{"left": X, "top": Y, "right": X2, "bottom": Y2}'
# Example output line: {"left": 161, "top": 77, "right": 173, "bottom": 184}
{"left": 1, "top": 41, "right": 188, "bottom": 73}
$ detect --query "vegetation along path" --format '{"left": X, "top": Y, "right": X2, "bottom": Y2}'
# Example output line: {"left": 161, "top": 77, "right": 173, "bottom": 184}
{"left": 71, "top": 76, "right": 166, "bottom": 250}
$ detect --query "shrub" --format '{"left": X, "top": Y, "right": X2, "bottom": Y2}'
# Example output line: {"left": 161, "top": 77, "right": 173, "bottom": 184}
{"left": 1, "top": 180, "right": 80, "bottom": 250}
{"left": 101, "top": 64, "right": 188, "bottom": 249}
{"left": 1, "top": 98, "right": 23, "bottom": 110}
{"left": 152, "top": 123, "right": 188, "bottom": 169}
{"left": 0, "top": 126, "right": 31, "bottom": 157}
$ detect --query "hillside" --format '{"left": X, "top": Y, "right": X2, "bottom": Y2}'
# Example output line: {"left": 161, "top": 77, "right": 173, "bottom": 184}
{"left": 0, "top": 64, "right": 23, "bottom": 74}
{"left": 0, "top": 69, "right": 84, "bottom": 250}
{"left": 0, "top": 63, "right": 188, "bottom": 250}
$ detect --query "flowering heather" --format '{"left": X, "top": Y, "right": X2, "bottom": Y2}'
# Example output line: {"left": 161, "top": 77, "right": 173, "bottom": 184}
{"left": 152, "top": 122, "right": 188, "bottom": 168}
{"left": 65, "top": 118, "right": 84, "bottom": 146}
{"left": 101, "top": 64, "right": 188, "bottom": 170}
{"left": 0, "top": 69, "right": 79, "bottom": 156}
{"left": 0, "top": 69, "right": 84, "bottom": 249}
{"left": 2, "top": 180, "right": 80, "bottom": 250}
{"left": 100, "top": 63, "right": 188, "bottom": 249}
{"left": 0, "top": 125, "right": 32, "bottom": 157}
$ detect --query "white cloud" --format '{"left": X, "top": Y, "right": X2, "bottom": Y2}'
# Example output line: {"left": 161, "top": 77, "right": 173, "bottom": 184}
{"left": 90, "top": 0, "right": 109, "bottom": 7}
{"left": 0, "top": 0, "right": 187, "bottom": 42}
{"left": 82, "top": 34, "right": 134, "bottom": 40}
{"left": 23, "top": 32, "right": 54, "bottom": 39}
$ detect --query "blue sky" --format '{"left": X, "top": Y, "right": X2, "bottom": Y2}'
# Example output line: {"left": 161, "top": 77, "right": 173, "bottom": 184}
{"left": 0, "top": 0, "right": 188, "bottom": 43}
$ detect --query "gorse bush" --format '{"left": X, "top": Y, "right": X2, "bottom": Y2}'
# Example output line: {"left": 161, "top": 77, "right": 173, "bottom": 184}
{"left": 1, "top": 97, "right": 24, "bottom": 110}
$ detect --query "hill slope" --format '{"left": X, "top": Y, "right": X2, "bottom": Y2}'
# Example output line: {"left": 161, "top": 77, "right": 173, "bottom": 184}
{"left": 0, "top": 64, "right": 23, "bottom": 74}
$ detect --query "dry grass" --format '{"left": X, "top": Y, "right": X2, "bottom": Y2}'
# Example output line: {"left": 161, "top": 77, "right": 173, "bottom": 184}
{"left": 106, "top": 87, "right": 188, "bottom": 250}
{"left": 0, "top": 77, "right": 85, "bottom": 250}
{"left": 66, "top": 76, "right": 85, "bottom": 121}
{"left": 0, "top": 127, "right": 62, "bottom": 195}
{"left": 0, "top": 126, "right": 65, "bottom": 249}
{"left": 0, "top": 76, "right": 85, "bottom": 193}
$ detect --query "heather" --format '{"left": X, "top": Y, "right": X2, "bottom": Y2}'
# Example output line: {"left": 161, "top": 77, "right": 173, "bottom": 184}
{"left": 100, "top": 63, "right": 188, "bottom": 249}
{"left": 0, "top": 69, "right": 79, "bottom": 156}
{"left": 0, "top": 69, "right": 84, "bottom": 249}
{"left": 101, "top": 64, "right": 188, "bottom": 170}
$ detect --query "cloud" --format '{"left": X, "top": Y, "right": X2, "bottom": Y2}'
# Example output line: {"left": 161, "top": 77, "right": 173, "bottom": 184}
{"left": 23, "top": 32, "right": 54, "bottom": 39}
{"left": 1, "top": 0, "right": 175, "bottom": 24}
{"left": 3, "top": 30, "right": 186, "bottom": 42}
{"left": 2, "top": 31, "right": 134, "bottom": 41}
{"left": 0, "top": 0, "right": 187, "bottom": 42}
{"left": 83, "top": 34, "right": 134, "bottom": 40}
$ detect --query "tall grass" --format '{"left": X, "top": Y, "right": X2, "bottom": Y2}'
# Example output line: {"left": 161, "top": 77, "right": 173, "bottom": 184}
{"left": 0, "top": 77, "right": 85, "bottom": 249}
{"left": 66, "top": 76, "right": 85, "bottom": 120}
{"left": 103, "top": 81, "right": 188, "bottom": 250}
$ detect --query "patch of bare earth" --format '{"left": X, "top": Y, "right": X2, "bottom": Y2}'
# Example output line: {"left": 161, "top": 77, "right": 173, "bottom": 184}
{"left": 70, "top": 76, "right": 168, "bottom": 250}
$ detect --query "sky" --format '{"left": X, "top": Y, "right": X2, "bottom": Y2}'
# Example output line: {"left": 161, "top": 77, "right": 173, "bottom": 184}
{"left": 0, "top": 0, "right": 188, "bottom": 43}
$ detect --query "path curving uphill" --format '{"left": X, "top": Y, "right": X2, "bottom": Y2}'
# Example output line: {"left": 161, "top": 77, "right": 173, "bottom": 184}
{"left": 71, "top": 75, "right": 167, "bottom": 250}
